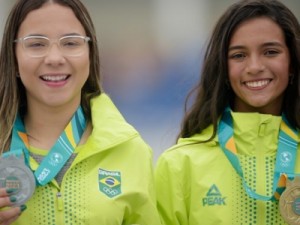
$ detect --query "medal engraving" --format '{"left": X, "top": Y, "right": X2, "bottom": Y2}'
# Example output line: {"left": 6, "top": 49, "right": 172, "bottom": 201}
{"left": 0, "top": 155, "right": 36, "bottom": 206}
{"left": 279, "top": 176, "right": 300, "bottom": 225}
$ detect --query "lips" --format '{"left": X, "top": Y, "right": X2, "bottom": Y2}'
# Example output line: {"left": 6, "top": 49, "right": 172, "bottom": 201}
{"left": 40, "top": 74, "right": 69, "bottom": 82}
{"left": 244, "top": 79, "right": 271, "bottom": 88}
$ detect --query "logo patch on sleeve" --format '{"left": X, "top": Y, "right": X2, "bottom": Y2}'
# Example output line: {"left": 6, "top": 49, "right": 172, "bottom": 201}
{"left": 98, "top": 169, "right": 121, "bottom": 198}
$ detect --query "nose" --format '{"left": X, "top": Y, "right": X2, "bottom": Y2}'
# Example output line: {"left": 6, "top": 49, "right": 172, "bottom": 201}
{"left": 44, "top": 43, "right": 65, "bottom": 65}
{"left": 246, "top": 54, "right": 265, "bottom": 75}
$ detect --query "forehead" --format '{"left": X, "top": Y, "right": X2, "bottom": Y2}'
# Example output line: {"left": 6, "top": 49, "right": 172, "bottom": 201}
{"left": 17, "top": 2, "right": 86, "bottom": 38}
{"left": 230, "top": 17, "right": 285, "bottom": 45}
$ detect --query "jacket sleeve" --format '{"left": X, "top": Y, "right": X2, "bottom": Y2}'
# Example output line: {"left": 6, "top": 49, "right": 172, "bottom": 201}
{"left": 123, "top": 143, "right": 162, "bottom": 225}
{"left": 155, "top": 151, "right": 189, "bottom": 225}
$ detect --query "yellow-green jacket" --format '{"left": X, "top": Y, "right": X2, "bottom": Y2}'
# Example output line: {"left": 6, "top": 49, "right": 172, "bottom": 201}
{"left": 155, "top": 112, "right": 300, "bottom": 225}
{"left": 14, "top": 94, "right": 161, "bottom": 225}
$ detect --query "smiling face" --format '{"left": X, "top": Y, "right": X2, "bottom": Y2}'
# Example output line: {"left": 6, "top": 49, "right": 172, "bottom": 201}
{"left": 15, "top": 2, "right": 90, "bottom": 111}
{"left": 228, "top": 17, "right": 290, "bottom": 115}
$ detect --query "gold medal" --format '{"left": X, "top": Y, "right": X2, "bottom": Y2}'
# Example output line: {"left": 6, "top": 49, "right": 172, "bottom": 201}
{"left": 279, "top": 176, "right": 300, "bottom": 225}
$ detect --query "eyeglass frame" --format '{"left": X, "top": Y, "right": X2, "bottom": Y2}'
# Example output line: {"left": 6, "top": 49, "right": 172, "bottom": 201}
{"left": 14, "top": 35, "right": 91, "bottom": 58}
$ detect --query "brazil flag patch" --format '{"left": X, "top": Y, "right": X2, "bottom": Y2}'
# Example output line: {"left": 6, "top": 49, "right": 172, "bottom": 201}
{"left": 99, "top": 169, "right": 121, "bottom": 198}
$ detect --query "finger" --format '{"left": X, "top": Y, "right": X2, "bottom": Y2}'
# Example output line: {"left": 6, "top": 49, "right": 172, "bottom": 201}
{"left": 0, "top": 189, "right": 10, "bottom": 198}
{"left": 0, "top": 196, "right": 14, "bottom": 209}
{"left": 0, "top": 206, "right": 22, "bottom": 225}
{"left": 1, "top": 214, "right": 20, "bottom": 225}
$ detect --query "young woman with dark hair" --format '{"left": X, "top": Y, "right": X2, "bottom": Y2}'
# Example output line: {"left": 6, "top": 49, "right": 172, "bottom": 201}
{"left": 155, "top": 0, "right": 300, "bottom": 224}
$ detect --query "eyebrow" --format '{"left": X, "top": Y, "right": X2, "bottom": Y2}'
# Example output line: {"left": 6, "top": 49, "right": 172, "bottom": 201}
{"left": 62, "top": 33, "right": 83, "bottom": 37}
{"left": 228, "top": 41, "right": 285, "bottom": 51}
{"left": 25, "top": 32, "right": 83, "bottom": 37}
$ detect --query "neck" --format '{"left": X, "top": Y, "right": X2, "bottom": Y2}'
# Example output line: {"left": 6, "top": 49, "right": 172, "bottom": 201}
{"left": 233, "top": 99, "right": 283, "bottom": 116}
{"left": 24, "top": 102, "right": 81, "bottom": 150}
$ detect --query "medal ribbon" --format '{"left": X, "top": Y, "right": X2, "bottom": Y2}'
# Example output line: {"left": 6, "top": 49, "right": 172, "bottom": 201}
{"left": 218, "top": 107, "right": 299, "bottom": 201}
{"left": 8, "top": 106, "right": 86, "bottom": 186}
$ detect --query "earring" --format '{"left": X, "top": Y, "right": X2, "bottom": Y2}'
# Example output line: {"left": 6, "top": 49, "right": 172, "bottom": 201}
{"left": 289, "top": 74, "right": 294, "bottom": 85}
{"left": 16, "top": 72, "right": 20, "bottom": 78}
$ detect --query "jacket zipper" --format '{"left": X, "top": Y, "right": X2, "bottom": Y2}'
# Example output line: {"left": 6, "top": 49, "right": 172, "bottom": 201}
{"left": 57, "top": 192, "right": 64, "bottom": 211}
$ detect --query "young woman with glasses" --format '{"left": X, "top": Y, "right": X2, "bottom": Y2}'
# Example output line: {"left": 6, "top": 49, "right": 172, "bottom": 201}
{"left": 0, "top": 0, "right": 161, "bottom": 224}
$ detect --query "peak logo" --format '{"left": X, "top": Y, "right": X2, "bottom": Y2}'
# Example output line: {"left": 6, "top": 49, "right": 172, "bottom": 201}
{"left": 202, "top": 184, "right": 226, "bottom": 206}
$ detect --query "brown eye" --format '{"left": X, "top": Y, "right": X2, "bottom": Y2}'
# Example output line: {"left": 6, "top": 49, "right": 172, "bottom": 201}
{"left": 229, "top": 53, "right": 245, "bottom": 60}
{"left": 265, "top": 50, "right": 279, "bottom": 56}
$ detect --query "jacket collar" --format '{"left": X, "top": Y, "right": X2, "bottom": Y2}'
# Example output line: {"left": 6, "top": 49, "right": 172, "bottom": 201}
{"left": 76, "top": 94, "right": 139, "bottom": 158}
{"left": 177, "top": 111, "right": 284, "bottom": 148}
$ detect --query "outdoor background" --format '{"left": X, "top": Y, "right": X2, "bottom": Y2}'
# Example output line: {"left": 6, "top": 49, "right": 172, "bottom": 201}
{"left": 1, "top": 0, "right": 299, "bottom": 162}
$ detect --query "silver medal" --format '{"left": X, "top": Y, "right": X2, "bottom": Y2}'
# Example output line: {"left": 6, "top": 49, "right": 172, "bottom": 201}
{"left": 0, "top": 155, "right": 36, "bottom": 206}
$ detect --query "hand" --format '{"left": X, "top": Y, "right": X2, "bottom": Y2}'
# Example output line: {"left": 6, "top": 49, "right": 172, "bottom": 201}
{"left": 0, "top": 188, "right": 26, "bottom": 225}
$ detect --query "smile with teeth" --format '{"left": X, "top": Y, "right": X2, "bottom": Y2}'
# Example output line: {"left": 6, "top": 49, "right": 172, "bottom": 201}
{"left": 244, "top": 79, "right": 270, "bottom": 88}
{"left": 41, "top": 75, "right": 69, "bottom": 82}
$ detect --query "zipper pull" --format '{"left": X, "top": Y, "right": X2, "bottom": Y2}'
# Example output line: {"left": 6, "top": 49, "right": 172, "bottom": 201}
{"left": 56, "top": 192, "right": 63, "bottom": 211}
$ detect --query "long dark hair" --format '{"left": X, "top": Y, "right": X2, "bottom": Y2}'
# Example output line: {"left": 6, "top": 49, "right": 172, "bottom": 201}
{"left": 179, "top": 0, "right": 300, "bottom": 140}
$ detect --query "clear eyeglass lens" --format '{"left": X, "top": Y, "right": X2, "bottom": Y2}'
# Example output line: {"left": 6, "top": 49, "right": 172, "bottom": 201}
{"left": 22, "top": 36, "right": 88, "bottom": 57}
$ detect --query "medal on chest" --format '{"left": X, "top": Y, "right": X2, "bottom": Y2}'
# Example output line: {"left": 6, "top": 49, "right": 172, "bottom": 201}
{"left": 218, "top": 107, "right": 300, "bottom": 223}
{"left": 0, "top": 106, "right": 86, "bottom": 206}
{"left": 0, "top": 155, "right": 36, "bottom": 206}
{"left": 279, "top": 176, "right": 300, "bottom": 225}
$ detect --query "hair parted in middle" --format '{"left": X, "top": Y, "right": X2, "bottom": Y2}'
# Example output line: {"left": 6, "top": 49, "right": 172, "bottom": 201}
{"left": 179, "top": 0, "right": 300, "bottom": 141}
{"left": 0, "top": 0, "right": 102, "bottom": 151}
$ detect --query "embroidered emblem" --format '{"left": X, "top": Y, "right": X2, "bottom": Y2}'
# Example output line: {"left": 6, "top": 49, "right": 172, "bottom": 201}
{"left": 280, "top": 151, "right": 292, "bottom": 167}
{"left": 49, "top": 152, "right": 64, "bottom": 166}
{"left": 202, "top": 184, "right": 226, "bottom": 206}
{"left": 98, "top": 169, "right": 121, "bottom": 198}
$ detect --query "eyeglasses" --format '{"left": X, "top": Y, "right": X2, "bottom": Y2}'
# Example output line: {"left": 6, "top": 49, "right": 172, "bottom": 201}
{"left": 14, "top": 35, "right": 91, "bottom": 57}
